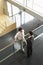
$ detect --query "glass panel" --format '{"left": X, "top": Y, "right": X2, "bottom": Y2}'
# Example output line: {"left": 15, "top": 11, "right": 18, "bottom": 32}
{"left": 33, "top": 4, "right": 43, "bottom": 15}
{"left": 15, "top": 14, "right": 21, "bottom": 28}
{"left": 7, "top": 2, "right": 12, "bottom": 16}
{"left": 27, "top": 0, "right": 43, "bottom": 15}
{"left": 24, "top": 12, "right": 34, "bottom": 23}
{"left": 9, "top": 17, "right": 13, "bottom": 21}
{"left": 13, "top": 0, "right": 23, "bottom": 4}
{"left": 13, "top": 16, "right": 16, "bottom": 22}
{"left": 7, "top": 0, "right": 43, "bottom": 28}
{"left": 12, "top": 0, "right": 26, "bottom": 6}
{"left": 12, "top": 0, "right": 43, "bottom": 16}
{"left": 33, "top": 0, "right": 43, "bottom": 15}
{"left": 9, "top": 16, "right": 15, "bottom": 23}
{"left": 20, "top": 11, "right": 34, "bottom": 24}
{"left": 34, "top": 0, "right": 43, "bottom": 7}
{"left": 27, "top": 0, "right": 33, "bottom": 8}
{"left": 22, "top": 12, "right": 25, "bottom": 24}
{"left": 12, "top": 5, "right": 20, "bottom": 15}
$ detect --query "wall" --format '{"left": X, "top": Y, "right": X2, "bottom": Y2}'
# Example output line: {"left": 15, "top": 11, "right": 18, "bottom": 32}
{"left": 0, "top": 0, "right": 8, "bottom": 15}
{"left": 0, "top": 22, "right": 16, "bottom": 37}
{"left": 0, "top": 0, "right": 16, "bottom": 37}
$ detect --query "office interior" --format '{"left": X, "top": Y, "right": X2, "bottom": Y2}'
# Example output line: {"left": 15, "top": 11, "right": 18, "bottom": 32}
{"left": 0, "top": 0, "right": 43, "bottom": 65}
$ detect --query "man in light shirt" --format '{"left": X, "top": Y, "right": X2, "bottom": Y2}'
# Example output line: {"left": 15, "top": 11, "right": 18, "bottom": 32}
{"left": 14, "top": 27, "right": 27, "bottom": 52}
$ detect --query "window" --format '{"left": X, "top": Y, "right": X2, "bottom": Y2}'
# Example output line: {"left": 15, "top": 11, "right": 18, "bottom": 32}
{"left": 27, "top": 0, "right": 43, "bottom": 15}
{"left": 33, "top": 0, "right": 43, "bottom": 15}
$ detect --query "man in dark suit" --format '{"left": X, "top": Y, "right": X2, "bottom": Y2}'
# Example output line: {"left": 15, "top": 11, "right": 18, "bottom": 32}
{"left": 26, "top": 31, "right": 34, "bottom": 57}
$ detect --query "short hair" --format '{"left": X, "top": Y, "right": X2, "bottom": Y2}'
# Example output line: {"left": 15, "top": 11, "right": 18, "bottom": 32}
{"left": 18, "top": 27, "right": 22, "bottom": 31}
{"left": 29, "top": 31, "right": 33, "bottom": 35}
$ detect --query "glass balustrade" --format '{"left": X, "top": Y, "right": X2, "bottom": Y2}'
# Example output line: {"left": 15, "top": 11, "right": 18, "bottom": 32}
{"left": 7, "top": 1, "right": 34, "bottom": 28}
{"left": 13, "top": 0, "right": 43, "bottom": 15}
{"left": 7, "top": 0, "right": 43, "bottom": 28}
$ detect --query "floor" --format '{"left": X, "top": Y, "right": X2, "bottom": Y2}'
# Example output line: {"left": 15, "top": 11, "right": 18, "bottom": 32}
{"left": 0, "top": 18, "right": 43, "bottom": 49}
{"left": 0, "top": 18, "right": 43, "bottom": 65}
{"left": 1, "top": 33, "right": 43, "bottom": 65}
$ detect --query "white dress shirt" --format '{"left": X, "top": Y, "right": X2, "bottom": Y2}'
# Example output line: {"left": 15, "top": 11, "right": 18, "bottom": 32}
{"left": 15, "top": 30, "right": 25, "bottom": 41}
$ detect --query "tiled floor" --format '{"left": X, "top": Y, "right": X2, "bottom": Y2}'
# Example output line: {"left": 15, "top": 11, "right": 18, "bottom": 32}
{"left": 0, "top": 18, "right": 43, "bottom": 65}
{"left": 1, "top": 34, "right": 43, "bottom": 65}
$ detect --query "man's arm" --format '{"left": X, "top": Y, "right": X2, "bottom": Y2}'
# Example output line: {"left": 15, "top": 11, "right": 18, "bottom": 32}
{"left": 14, "top": 33, "right": 18, "bottom": 41}
{"left": 25, "top": 33, "right": 29, "bottom": 37}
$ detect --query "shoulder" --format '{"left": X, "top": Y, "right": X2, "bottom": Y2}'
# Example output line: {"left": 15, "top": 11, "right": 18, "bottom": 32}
{"left": 16, "top": 31, "right": 20, "bottom": 35}
{"left": 22, "top": 29, "right": 24, "bottom": 32}
{"left": 32, "top": 35, "right": 34, "bottom": 38}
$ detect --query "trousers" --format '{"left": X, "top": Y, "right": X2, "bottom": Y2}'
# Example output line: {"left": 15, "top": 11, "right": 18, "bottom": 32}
{"left": 19, "top": 38, "right": 27, "bottom": 50}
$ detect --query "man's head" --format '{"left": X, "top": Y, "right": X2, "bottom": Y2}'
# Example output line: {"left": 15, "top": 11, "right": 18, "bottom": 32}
{"left": 28, "top": 31, "right": 33, "bottom": 36}
{"left": 18, "top": 27, "right": 23, "bottom": 32}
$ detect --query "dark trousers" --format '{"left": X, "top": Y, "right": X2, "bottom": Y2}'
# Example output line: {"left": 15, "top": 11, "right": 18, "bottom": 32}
{"left": 26, "top": 39, "right": 32, "bottom": 57}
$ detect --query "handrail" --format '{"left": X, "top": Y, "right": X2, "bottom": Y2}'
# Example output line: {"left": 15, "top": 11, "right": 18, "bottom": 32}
{"left": 32, "top": 25, "right": 43, "bottom": 32}
{"left": 0, "top": 49, "right": 20, "bottom": 63}
{"left": 7, "top": 0, "right": 43, "bottom": 21}
{"left": 0, "top": 41, "right": 14, "bottom": 52}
